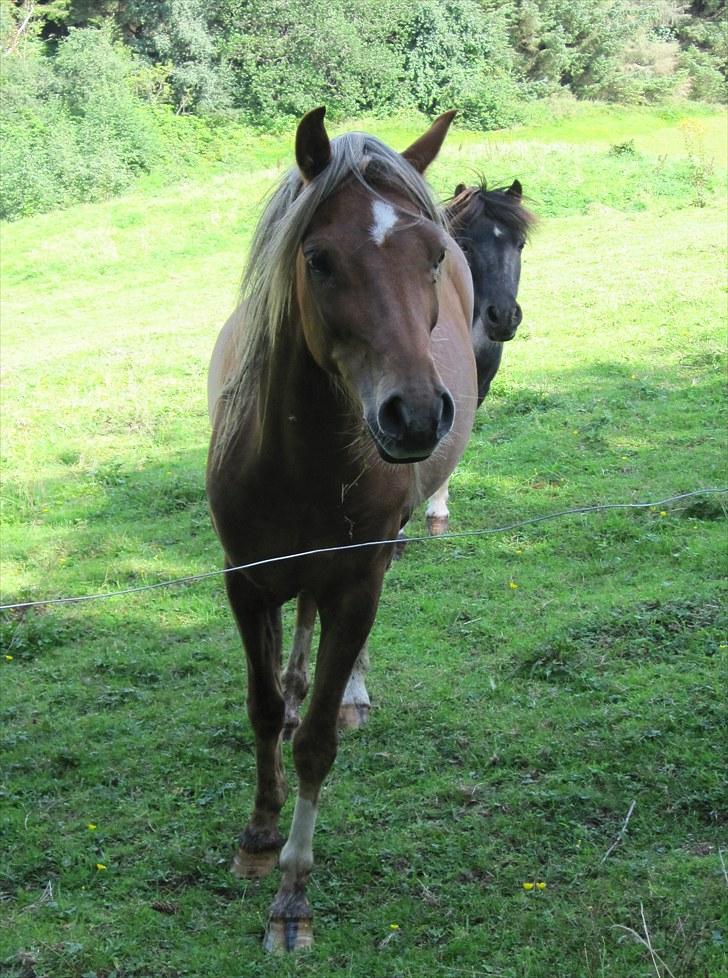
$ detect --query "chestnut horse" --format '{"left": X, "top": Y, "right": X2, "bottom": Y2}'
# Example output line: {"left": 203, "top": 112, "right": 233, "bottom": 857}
{"left": 283, "top": 179, "right": 535, "bottom": 742}
{"left": 207, "top": 108, "right": 476, "bottom": 950}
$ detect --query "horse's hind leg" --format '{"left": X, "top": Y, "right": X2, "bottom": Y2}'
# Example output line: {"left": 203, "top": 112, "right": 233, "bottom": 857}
{"left": 426, "top": 479, "right": 450, "bottom": 535}
{"left": 338, "top": 643, "right": 370, "bottom": 729}
{"left": 225, "top": 568, "right": 287, "bottom": 879}
{"left": 265, "top": 578, "right": 382, "bottom": 951}
{"left": 282, "top": 591, "right": 316, "bottom": 741}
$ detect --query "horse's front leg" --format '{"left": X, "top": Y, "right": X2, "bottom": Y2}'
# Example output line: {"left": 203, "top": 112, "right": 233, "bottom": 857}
{"left": 426, "top": 478, "right": 450, "bottom": 535}
{"left": 224, "top": 568, "right": 287, "bottom": 879}
{"left": 282, "top": 591, "right": 316, "bottom": 740}
{"left": 265, "top": 576, "right": 383, "bottom": 952}
{"left": 284, "top": 592, "right": 372, "bottom": 733}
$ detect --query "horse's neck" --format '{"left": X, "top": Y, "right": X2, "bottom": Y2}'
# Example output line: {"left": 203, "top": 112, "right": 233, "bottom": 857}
{"left": 260, "top": 314, "right": 363, "bottom": 471}
{"left": 471, "top": 315, "right": 504, "bottom": 404}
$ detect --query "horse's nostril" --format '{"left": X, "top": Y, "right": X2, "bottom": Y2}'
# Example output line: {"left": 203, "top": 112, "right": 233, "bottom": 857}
{"left": 486, "top": 305, "right": 499, "bottom": 324}
{"left": 378, "top": 395, "right": 409, "bottom": 439}
{"left": 512, "top": 303, "right": 523, "bottom": 327}
{"left": 437, "top": 389, "right": 455, "bottom": 439}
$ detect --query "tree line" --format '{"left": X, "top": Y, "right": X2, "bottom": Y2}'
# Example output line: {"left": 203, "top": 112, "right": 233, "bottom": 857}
{"left": 1, "top": 0, "right": 725, "bottom": 219}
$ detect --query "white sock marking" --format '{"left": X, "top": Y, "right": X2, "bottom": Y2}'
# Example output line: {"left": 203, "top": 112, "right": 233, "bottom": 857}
{"left": 342, "top": 645, "right": 370, "bottom": 707}
{"left": 280, "top": 796, "right": 317, "bottom": 875}
{"left": 426, "top": 481, "right": 450, "bottom": 519}
{"left": 371, "top": 200, "right": 398, "bottom": 245}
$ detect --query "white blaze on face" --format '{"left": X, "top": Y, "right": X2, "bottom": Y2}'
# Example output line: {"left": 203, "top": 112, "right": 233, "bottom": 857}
{"left": 493, "top": 225, "right": 504, "bottom": 238}
{"left": 370, "top": 200, "right": 399, "bottom": 246}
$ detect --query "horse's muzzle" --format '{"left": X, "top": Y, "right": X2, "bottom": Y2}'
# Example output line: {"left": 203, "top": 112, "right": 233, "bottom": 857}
{"left": 369, "top": 388, "right": 455, "bottom": 463}
{"left": 485, "top": 302, "right": 522, "bottom": 342}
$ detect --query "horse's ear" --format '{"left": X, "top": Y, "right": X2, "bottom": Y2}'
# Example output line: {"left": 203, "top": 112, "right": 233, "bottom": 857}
{"left": 296, "top": 106, "right": 331, "bottom": 183}
{"left": 454, "top": 183, "right": 467, "bottom": 196}
{"left": 402, "top": 110, "right": 457, "bottom": 173}
{"left": 507, "top": 179, "right": 523, "bottom": 199}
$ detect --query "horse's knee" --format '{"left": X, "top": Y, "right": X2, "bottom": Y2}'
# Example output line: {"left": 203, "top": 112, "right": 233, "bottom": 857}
{"left": 248, "top": 690, "right": 285, "bottom": 740}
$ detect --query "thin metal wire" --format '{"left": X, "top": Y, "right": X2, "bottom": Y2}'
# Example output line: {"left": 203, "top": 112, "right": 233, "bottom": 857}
{"left": 1, "top": 488, "right": 725, "bottom": 612}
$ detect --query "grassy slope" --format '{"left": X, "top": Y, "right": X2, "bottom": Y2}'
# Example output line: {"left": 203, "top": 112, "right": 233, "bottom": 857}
{"left": 1, "top": 103, "right": 726, "bottom": 978}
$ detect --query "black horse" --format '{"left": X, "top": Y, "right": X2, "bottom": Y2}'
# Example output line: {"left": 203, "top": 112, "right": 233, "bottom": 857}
{"left": 425, "top": 179, "right": 536, "bottom": 533}
{"left": 448, "top": 179, "right": 535, "bottom": 403}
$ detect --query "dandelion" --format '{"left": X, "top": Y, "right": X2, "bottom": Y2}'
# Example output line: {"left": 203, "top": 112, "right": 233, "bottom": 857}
{"left": 96, "top": 863, "right": 107, "bottom": 871}
{"left": 4, "top": 655, "right": 13, "bottom": 662}
{"left": 389, "top": 923, "right": 400, "bottom": 930}
{"left": 508, "top": 581, "right": 519, "bottom": 590}
{"left": 659, "top": 511, "right": 668, "bottom": 517}
{"left": 87, "top": 823, "right": 97, "bottom": 831}
{"left": 522, "top": 882, "right": 534, "bottom": 891}
{"left": 537, "top": 881, "right": 547, "bottom": 890}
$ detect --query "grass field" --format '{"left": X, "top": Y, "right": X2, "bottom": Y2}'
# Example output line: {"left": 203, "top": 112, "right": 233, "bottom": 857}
{"left": 1, "top": 102, "right": 727, "bottom": 978}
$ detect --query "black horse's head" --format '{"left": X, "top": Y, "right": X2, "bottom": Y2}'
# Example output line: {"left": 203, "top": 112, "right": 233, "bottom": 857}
{"left": 448, "top": 180, "right": 535, "bottom": 343}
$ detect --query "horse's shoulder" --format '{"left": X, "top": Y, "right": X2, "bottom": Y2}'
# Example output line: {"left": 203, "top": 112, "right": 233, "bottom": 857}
{"left": 207, "top": 300, "right": 249, "bottom": 422}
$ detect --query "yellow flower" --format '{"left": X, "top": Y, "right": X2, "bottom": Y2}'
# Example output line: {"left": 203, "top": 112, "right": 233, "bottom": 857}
{"left": 389, "top": 923, "right": 400, "bottom": 930}
{"left": 87, "top": 823, "right": 97, "bottom": 831}
{"left": 4, "top": 655, "right": 13, "bottom": 661}
{"left": 96, "top": 863, "right": 107, "bottom": 871}
{"left": 537, "top": 881, "right": 547, "bottom": 890}
{"left": 659, "top": 511, "right": 668, "bottom": 517}
{"left": 508, "top": 581, "right": 519, "bottom": 590}
{"left": 522, "top": 882, "right": 534, "bottom": 891}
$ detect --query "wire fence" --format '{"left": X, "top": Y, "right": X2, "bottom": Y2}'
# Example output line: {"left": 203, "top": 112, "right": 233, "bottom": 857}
{"left": 1, "top": 487, "right": 725, "bottom": 613}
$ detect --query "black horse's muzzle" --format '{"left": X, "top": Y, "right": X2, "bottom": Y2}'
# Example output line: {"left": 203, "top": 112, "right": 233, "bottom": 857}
{"left": 485, "top": 302, "right": 522, "bottom": 341}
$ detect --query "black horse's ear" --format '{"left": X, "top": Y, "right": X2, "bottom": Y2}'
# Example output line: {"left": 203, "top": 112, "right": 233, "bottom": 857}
{"left": 507, "top": 179, "right": 523, "bottom": 198}
{"left": 296, "top": 107, "right": 331, "bottom": 183}
{"left": 454, "top": 183, "right": 467, "bottom": 196}
{"left": 402, "top": 110, "right": 456, "bottom": 173}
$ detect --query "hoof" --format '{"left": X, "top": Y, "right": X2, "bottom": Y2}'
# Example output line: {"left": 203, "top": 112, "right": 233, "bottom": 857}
{"left": 231, "top": 847, "right": 279, "bottom": 879}
{"left": 427, "top": 514, "right": 449, "bottom": 536}
{"left": 264, "top": 916, "right": 314, "bottom": 953}
{"left": 338, "top": 702, "right": 370, "bottom": 730}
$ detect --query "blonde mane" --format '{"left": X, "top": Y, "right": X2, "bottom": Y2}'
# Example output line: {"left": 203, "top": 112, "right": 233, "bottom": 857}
{"left": 210, "top": 131, "right": 443, "bottom": 468}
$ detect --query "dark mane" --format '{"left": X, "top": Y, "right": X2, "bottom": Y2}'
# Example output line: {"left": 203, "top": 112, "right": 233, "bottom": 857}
{"left": 445, "top": 180, "right": 536, "bottom": 240}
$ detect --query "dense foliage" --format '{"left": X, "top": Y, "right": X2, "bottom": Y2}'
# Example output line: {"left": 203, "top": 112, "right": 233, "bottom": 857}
{"left": 1, "top": 0, "right": 725, "bottom": 218}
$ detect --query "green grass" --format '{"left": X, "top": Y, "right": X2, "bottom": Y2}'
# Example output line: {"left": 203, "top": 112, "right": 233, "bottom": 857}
{"left": 1, "top": 102, "right": 727, "bottom": 978}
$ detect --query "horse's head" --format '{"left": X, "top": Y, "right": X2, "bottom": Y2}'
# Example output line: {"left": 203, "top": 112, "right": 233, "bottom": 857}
{"left": 450, "top": 181, "right": 532, "bottom": 343}
{"left": 293, "top": 108, "right": 462, "bottom": 464}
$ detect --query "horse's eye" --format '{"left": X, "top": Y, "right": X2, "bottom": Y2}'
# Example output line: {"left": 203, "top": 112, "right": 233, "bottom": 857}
{"left": 432, "top": 248, "right": 446, "bottom": 280}
{"left": 518, "top": 241, "right": 526, "bottom": 252}
{"left": 305, "top": 249, "right": 333, "bottom": 277}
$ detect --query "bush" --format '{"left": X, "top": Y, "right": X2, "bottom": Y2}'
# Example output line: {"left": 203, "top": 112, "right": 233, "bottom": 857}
{"left": 221, "top": 0, "right": 403, "bottom": 127}
{"left": 679, "top": 45, "right": 727, "bottom": 102}
{"left": 457, "top": 73, "right": 527, "bottom": 130}
{"left": 0, "top": 28, "right": 161, "bottom": 219}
